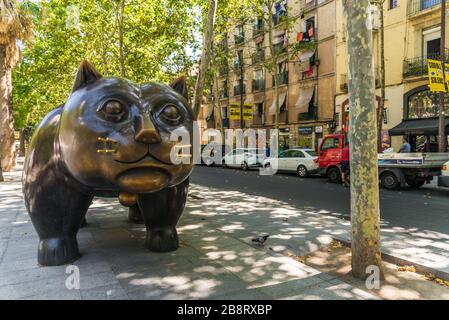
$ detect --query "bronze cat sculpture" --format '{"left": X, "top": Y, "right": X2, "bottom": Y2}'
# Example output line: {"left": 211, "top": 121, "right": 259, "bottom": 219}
{"left": 22, "top": 60, "right": 194, "bottom": 266}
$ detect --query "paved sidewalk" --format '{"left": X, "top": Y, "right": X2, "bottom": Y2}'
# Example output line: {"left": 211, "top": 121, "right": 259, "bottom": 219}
{"left": 0, "top": 162, "right": 378, "bottom": 300}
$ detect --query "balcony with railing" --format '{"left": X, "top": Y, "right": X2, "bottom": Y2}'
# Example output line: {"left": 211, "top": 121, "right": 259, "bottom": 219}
{"left": 403, "top": 50, "right": 449, "bottom": 78}
{"left": 298, "top": 105, "right": 317, "bottom": 121}
{"left": 234, "top": 84, "right": 246, "bottom": 96}
{"left": 252, "top": 79, "right": 265, "bottom": 92}
{"left": 218, "top": 64, "right": 229, "bottom": 76}
{"left": 252, "top": 115, "right": 264, "bottom": 126}
{"left": 252, "top": 49, "right": 265, "bottom": 64}
{"left": 273, "top": 71, "right": 288, "bottom": 86}
{"left": 408, "top": 0, "right": 442, "bottom": 16}
{"left": 253, "top": 20, "right": 264, "bottom": 37}
{"left": 272, "top": 10, "right": 288, "bottom": 26}
{"left": 302, "top": 0, "right": 317, "bottom": 11}
{"left": 219, "top": 87, "right": 228, "bottom": 99}
{"left": 234, "top": 33, "right": 245, "bottom": 45}
{"left": 272, "top": 110, "right": 288, "bottom": 124}
{"left": 273, "top": 42, "right": 287, "bottom": 55}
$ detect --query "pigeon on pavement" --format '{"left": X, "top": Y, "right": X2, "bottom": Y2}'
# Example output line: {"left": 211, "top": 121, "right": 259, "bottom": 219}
{"left": 251, "top": 235, "right": 270, "bottom": 245}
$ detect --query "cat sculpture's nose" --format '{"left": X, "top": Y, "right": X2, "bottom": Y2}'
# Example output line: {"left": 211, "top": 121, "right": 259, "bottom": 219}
{"left": 134, "top": 114, "right": 161, "bottom": 144}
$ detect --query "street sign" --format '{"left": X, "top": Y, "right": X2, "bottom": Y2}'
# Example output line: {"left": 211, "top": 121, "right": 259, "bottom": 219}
{"left": 427, "top": 59, "right": 446, "bottom": 92}
{"left": 229, "top": 105, "right": 240, "bottom": 120}
{"left": 243, "top": 105, "right": 253, "bottom": 121}
{"left": 229, "top": 104, "right": 253, "bottom": 121}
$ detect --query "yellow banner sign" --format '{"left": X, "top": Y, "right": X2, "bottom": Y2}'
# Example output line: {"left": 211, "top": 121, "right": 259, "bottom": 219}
{"left": 243, "top": 105, "right": 253, "bottom": 121}
{"left": 229, "top": 105, "right": 240, "bottom": 120}
{"left": 428, "top": 59, "right": 446, "bottom": 92}
{"left": 229, "top": 104, "right": 253, "bottom": 121}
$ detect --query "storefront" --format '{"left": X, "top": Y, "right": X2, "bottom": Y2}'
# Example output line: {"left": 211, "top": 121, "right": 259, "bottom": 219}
{"left": 296, "top": 124, "right": 327, "bottom": 150}
{"left": 390, "top": 86, "right": 449, "bottom": 152}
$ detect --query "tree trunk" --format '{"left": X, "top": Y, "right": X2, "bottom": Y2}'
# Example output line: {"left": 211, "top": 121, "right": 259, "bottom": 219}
{"left": 344, "top": 0, "right": 384, "bottom": 279}
{"left": 266, "top": 0, "right": 280, "bottom": 144}
{"left": 192, "top": 0, "right": 217, "bottom": 117}
{"left": 0, "top": 44, "right": 16, "bottom": 172}
{"left": 377, "top": 1, "right": 386, "bottom": 152}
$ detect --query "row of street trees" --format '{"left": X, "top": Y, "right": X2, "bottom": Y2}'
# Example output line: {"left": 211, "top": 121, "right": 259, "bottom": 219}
{"left": 1, "top": 0, "right": 383, "bottom": 280}
{"left": 194, "top": 0, "right": 383, "bottom": 279}
{"left": 0, "top": 0, "right": 204, "bottom": 173}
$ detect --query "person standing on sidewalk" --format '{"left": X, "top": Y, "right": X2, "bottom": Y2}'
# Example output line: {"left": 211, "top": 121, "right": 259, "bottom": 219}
{"left": 341, "top": 144, "right": 350, "bottom": 187}
{"left": 399, "top": 137, "right": 411, "bottom": 153}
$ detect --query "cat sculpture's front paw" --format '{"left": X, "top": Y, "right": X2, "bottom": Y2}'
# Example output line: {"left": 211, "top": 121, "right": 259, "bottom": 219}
{"left": 38, "top": 237, "right": 80, "bottom": 266}
{"left": 145, "top": 227, "right": 179, "bottom": 252}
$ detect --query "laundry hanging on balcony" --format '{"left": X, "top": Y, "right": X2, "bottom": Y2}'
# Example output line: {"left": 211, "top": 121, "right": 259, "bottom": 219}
{"left": 299, "top": 49, "right": 316, "bottom": 73}
{"left": 274, "top": 0, "right": 287, "bottom": 15}
{"left": 295, "top": 87, "right": 315, "bottom": 114}
{"left": 273, "top": 30, "right": 287, "bottom": 47}
{"left": 269, "top": 91, "right": 287, "bottom": 114}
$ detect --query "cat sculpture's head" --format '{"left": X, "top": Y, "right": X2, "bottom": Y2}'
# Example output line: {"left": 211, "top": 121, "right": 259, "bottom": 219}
{"left": 58, "top": 60, "right": 194, "bottom": 194}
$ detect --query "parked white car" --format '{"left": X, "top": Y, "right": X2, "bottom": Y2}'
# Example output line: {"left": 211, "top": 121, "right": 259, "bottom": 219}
{"left": 223, "top": 148, "right": 266, "bottom": 170}
{"left": 438, "top": 161, "right": 449, "bottom": 187}
{"left": 262, "top": 149, "right": 319, "bottom": 177}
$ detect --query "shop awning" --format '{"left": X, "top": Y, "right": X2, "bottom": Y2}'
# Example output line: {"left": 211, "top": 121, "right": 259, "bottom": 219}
{"left": 389, "top": 118, "right": 449, "bottom": 136}
{"left": 295, "top": 87, "right": 315, "bottom": 113}
{"left": 204, "top": 105, "right": 214, "bottom": 118}
{"left": 269, "top": 92, "right": 287, "bottom": 114}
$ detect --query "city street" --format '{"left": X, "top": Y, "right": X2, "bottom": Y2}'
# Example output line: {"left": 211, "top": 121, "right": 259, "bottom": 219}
{"left": 191, "top": 166, "right": 449, "bottom": 236}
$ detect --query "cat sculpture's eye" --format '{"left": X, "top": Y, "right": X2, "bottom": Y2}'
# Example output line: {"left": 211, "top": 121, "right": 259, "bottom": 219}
{"left": 99, "top": 100, "right": 127, "bottom": 122}
{"left": 159, "top": 104, "right": 182, "bottom": 125}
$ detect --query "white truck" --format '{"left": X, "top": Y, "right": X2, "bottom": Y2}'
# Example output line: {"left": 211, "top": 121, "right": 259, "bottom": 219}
{"left": 377, "top": 153, "right": 449, "bottom": 190}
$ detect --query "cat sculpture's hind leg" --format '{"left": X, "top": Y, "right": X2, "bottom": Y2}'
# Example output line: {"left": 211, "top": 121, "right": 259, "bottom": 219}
{"left": 128, "top": 204, "right": 144, "bottom": 223}
{"left": 27, "top": 182, "right": 93, "bottom": 266}
{"left": 137, "top": 178, "right": 189, "bottom": 252}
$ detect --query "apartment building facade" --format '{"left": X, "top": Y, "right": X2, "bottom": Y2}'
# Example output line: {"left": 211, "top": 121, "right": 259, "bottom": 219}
{"left": 335, "top": 0, "right": 449, "bottom": 151}
{"left": 201, "top": 0, "right": 449, "bottom": 152}
{"left": 201, "top": 0, "right": 337, "bottom": 150}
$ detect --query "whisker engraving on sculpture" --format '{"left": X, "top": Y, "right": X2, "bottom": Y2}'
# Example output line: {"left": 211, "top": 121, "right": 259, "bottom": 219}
{"left": 97, "top": 137, "right": 117, "bottom": 154}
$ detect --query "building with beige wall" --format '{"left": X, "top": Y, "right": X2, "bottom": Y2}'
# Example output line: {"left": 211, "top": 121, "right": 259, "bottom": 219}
{"left": 201, "top": 0, "right": 337, "bottom": 150}
{"left": 335, "top": 0, "right": 449, "bottom": 152}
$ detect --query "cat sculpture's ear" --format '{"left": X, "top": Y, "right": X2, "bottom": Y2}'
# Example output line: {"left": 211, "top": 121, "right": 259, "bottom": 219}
{"left": 169, "top": 76, "right": 189, "bottom": 101}
{"left": 72, "top": 60, "right": 102, "bottom": 93}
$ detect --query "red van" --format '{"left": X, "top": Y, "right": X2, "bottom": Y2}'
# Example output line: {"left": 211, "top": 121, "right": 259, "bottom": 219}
{"left": 317, "top": 134, "right": 348, "bottom": 183}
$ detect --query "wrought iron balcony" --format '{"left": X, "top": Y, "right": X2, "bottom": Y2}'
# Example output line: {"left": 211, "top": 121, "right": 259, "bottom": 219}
{"left": 253, "top": 22, "right": 264, "bottom": 37}
{"left": 234, "top": 34, "right": 245, "bottom": 45}
{"left": 273, "top": 42, "right": 287, "bottom": 55}
{"left": 219, "top": 87, "right": 228, "bottom": 99}
{"left": 408, "top": 0, "right": 441, "bottom": 16}
{"left": 298, "top": 105, "right": 317, "bottom": 121}
{"left": 234, "top": 84, "right": 246, "bottom": 96}
{"left": 252, "top": 115, "right": 264, "bottom": 126}
{"left": 252, "top": 79, "right": 265, "bottom": 92}
{"left": 252, "top": 50, "right": 265, "bottom": 64}
{"left": 273, "top": 71, "right": 288, "bottom": 86}
{"left": 403, "top": 51, "right": 449, "bottom": 78}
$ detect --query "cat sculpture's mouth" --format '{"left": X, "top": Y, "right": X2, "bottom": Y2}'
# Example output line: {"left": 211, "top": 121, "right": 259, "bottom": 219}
{"left": 114, "top": 150, "right": 173, "bottom": 165}
{"left": 116, "top": 167, "right": 170, "bottom": 194}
